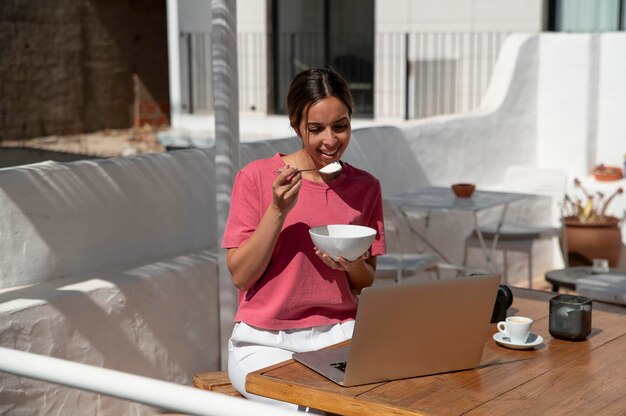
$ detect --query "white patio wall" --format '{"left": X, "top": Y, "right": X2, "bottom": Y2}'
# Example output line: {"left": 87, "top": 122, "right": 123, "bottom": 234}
{"left": 596, "top": 33, "right": 626, "bottom": 168}
{"left": 537, "top": 33, "right": 626, "bottom": 242}
{"left": 0, "top": 251, "right": 220, "bottom": 415}
{"left": 0, "top": 151, "right": 217, "bottom": 289}
{"left": 0, "top": 150, "right": 222, "bottom": 415}
{"left": 538, "top": 33, "right": 626, "bottom": 176}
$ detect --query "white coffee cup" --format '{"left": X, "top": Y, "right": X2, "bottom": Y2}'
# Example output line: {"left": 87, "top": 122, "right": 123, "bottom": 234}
{"left": 497, "top": 316, "right": 533, "bottom": 344}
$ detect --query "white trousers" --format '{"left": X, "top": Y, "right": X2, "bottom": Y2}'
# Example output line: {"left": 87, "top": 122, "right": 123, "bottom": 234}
{"left": 228, "top": 320, "right": 355, "bottom": 411}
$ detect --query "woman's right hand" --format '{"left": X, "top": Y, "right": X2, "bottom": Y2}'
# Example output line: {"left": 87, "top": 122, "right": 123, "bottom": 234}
{"left": 272, "top": 166, "right": 302, "bottom": 214}
{"left": 227, "top": 165, "right": 302, "bottom": 291}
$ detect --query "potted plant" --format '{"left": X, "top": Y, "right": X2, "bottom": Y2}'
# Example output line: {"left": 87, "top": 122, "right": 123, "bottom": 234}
{"left": 563, "top": 179, "right": 624, "bottom": 267}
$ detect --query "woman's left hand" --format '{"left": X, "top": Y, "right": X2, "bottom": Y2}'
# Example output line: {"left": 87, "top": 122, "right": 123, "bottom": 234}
{"left": 314, "top": 248, "right": 370, "bottom": 272}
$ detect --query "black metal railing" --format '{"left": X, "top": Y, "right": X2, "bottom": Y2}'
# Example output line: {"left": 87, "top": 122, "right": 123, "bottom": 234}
{"left": 179, "top": 32, "right": 213, "bottom": 114}
{"left": 179, "top": 31, "right": 510, "bottom": 120}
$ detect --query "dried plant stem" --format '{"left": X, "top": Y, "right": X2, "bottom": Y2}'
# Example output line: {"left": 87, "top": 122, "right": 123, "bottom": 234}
{"left": 600, "top": 188, "right": 624, "bottom": 216}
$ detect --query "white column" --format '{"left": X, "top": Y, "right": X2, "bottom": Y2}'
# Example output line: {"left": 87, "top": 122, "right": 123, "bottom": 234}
{"left": 166, "top": 0, "right": 182, "bottom": 128}
{"left": 212, "top": 0, "right": 240, "bottom": 369}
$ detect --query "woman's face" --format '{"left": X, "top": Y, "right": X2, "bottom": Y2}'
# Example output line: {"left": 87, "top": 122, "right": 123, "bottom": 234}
{"left": 298, "top": 96, "right": 351, "bottom": 167}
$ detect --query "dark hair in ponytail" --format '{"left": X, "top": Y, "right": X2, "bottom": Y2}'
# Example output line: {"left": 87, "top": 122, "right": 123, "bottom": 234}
{"left": 286, "top": 68, "right": 353, "bottom": 136}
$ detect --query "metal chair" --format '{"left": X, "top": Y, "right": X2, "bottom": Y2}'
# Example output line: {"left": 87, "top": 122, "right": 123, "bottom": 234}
{"left": 462, "top": 166, "right": 568, "bottom": 288}
{"left": 376, "top": 200, "right": 439, "bottom": 284}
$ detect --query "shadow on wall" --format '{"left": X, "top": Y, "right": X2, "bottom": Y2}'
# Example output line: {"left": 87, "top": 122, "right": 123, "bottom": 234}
{"left": 83, "top": 0, "right": 171, "bottom": 129}
{"left": 0, "top": 250, "right": 220, "bottom": 413}
{"left": 0, "top": 148, "right": 224, "bottom": 414}
{"left": 0, "top": 257, "right": 208, "bottom": 374}
{"left": 0, "top": 148, "right": 100, "bottom": 169}
{"left": 0, "top": 149, "right": 216, "bottom": 289}
{"left": 346, "top": 126, "right": 431, "bottom": 196}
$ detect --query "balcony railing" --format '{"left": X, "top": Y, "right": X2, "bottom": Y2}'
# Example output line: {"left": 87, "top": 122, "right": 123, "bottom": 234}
{"left": 376, "top": 31, "right": 511, "bottom": 119}
{"left": 0, "top": 346, "right": 301, "bottom": 416}
{"left": 179, "top": 31, "right": 510, "bottom": 120}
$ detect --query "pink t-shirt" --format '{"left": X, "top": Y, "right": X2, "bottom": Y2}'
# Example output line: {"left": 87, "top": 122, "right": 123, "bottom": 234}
{"left": 222, "top": 153, "right": 386, "bottom": 330}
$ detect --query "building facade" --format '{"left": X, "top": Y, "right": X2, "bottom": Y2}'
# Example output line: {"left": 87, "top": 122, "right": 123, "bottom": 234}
{"left": 172, "top": 0, "right": 625, "bottom": 128}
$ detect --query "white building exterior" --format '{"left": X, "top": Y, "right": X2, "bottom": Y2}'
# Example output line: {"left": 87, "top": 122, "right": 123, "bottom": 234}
{"left": 168, "top": 0, "right": 546, "bottom": 135}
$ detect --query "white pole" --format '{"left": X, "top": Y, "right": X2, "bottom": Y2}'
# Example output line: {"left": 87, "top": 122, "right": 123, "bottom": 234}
{"left": 0, "top": 347, "right": 301, "bottom": 416}
{"left": 211, "top": 0, "right": 240, "bottom": 370}
{"left": 166, "top": 0, "right": 182, "bottom": 128}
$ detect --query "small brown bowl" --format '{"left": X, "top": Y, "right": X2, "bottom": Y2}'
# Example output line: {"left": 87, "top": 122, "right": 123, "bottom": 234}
{"left": 451, "top": 183, "right": 476, "bottom": 198}
{"left": 592, "top": 165, "right": 623, "bottom": 182}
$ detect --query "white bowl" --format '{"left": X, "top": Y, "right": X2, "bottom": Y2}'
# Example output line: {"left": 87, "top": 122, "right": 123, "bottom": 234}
{"left": 309, "top": 224, "right": 377, "bottom": 261}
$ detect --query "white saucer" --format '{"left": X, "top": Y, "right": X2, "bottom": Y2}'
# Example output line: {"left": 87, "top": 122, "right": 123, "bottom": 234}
{"left": 493, "top": 332, "right": 543, "bottom": 350}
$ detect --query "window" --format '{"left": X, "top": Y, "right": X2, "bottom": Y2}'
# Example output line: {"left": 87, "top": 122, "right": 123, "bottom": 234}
{"left": 548, "top": 0, "right": 625, "bottom": 32}
{"left": 271, "top": 0, "right": 374, "bottom": 117}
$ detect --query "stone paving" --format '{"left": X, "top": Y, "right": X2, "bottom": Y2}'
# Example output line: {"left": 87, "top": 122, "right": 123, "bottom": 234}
{"left": 0, "top": 126, "right": 166, "bottom": 158}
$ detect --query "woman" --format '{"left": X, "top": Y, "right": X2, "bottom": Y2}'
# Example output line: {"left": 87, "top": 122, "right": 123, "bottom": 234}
{"left": 222, "top": 68, "right": 386, "bottom": 407}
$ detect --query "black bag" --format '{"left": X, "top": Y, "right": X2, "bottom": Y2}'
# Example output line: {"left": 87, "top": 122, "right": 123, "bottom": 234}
{"left": 491, "top": 284, "right": 514, "bottom": 323}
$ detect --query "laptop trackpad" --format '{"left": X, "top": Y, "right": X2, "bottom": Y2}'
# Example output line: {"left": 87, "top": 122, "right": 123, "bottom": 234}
{"left": 292, "top": 345, "right": 350, "bottom": 385}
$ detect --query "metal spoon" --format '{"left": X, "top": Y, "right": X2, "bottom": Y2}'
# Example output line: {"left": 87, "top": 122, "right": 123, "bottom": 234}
{"left": 276, "top": 161, "right": 342, "bottom": 174}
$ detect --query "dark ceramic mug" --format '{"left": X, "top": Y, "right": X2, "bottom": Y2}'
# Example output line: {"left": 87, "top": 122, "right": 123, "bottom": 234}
{"left": 549, "top": 294, "right": 592, "bottom": 341}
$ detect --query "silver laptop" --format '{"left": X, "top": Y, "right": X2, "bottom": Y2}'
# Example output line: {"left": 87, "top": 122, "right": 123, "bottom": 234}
{"left": 292, "top": 274, "right": 500, "bottom": 387}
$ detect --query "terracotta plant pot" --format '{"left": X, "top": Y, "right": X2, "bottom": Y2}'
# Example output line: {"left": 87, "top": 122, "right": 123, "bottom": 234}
{"left": 564, "top": 216, "right": 622, "bottom": 267}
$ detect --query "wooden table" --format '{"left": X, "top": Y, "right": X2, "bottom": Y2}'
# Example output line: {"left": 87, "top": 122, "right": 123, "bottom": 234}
{"left": 247, "top": 288, "right": 626, "bottom": 415}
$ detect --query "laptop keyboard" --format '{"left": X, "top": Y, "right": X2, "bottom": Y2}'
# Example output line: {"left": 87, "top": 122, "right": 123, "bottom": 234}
{"left": 330, "top": 361, "right": 347, "bottom": 373}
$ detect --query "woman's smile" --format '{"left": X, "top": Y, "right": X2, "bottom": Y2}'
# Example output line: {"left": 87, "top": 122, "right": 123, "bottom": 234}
{"left": 320, "top": 147, "right": 340, "bottom": 158}
{"left": 299, "top": 96, "right": 351, "bottom": 168}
